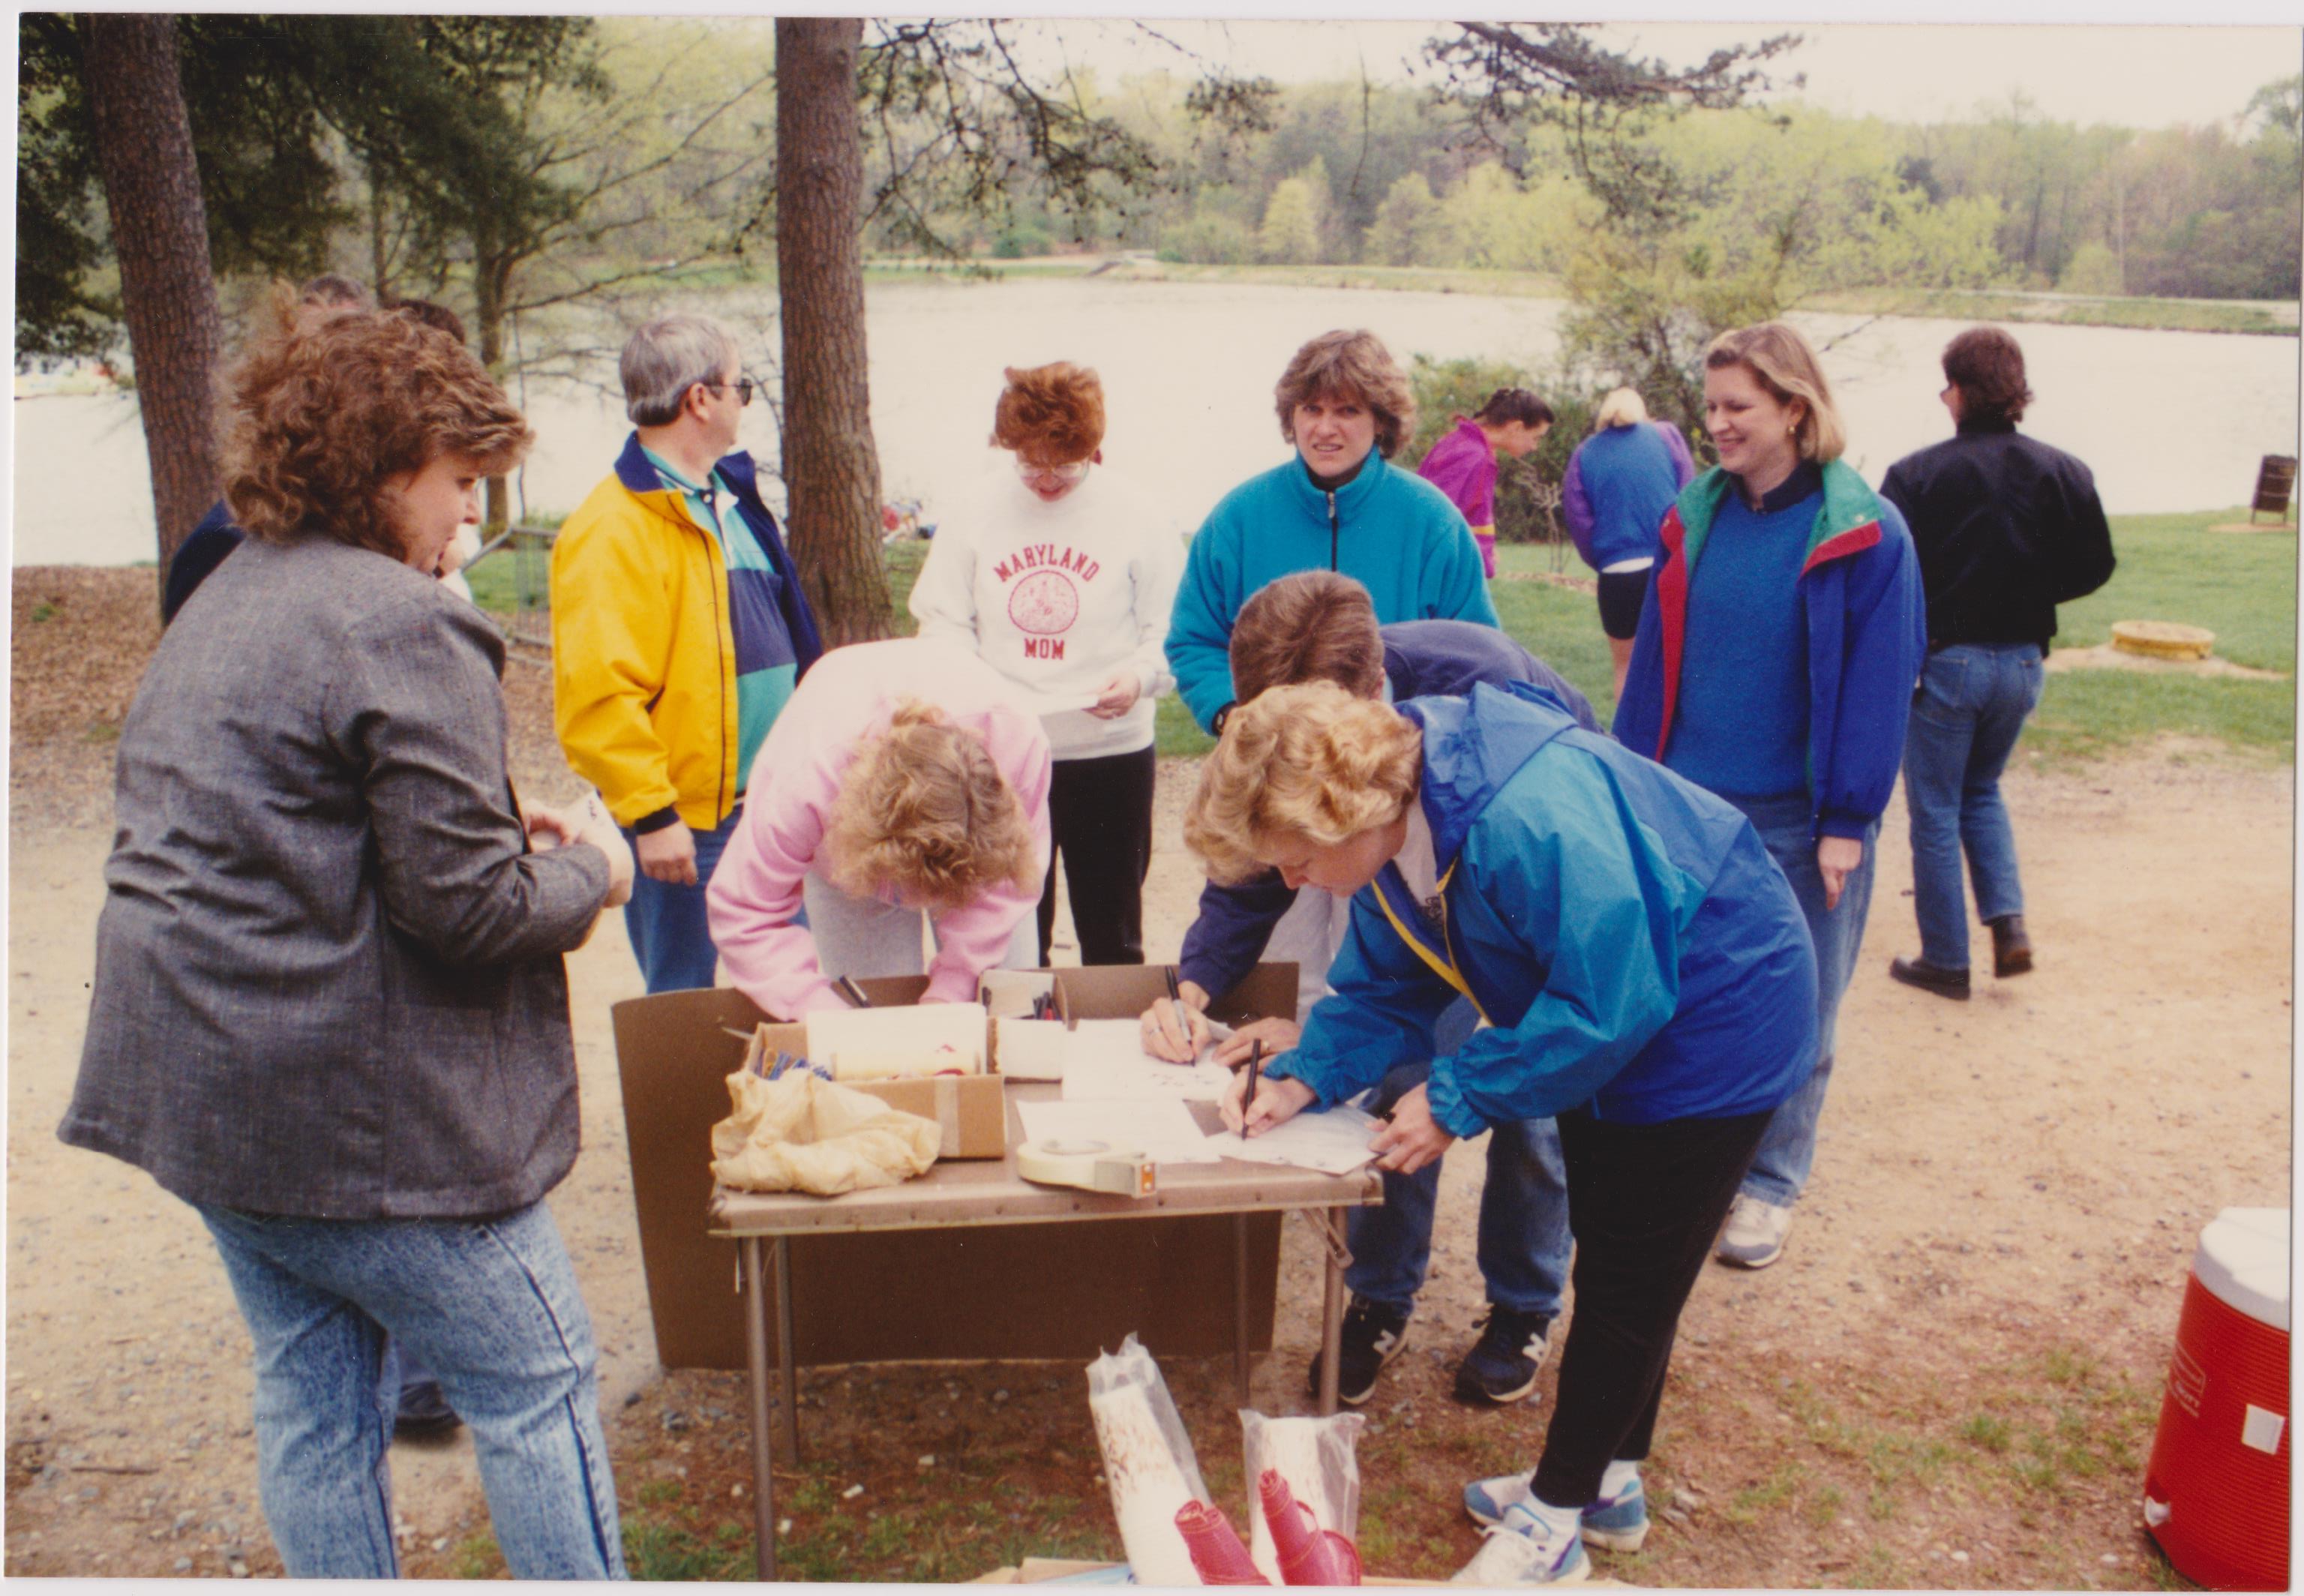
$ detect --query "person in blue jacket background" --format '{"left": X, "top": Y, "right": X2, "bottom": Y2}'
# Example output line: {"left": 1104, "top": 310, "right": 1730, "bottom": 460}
{"left": 1144, "top": 572, "right": 1598, "bottom": 1410}
{"left": 1188, "top": 678, "right": 1817, "bottom": 1587}
{"left": 1559, "top": 387, "right": 1696, "bottom": 696}
{"left": 1615, "top": 321, "right": 1926, "bottom": 1274}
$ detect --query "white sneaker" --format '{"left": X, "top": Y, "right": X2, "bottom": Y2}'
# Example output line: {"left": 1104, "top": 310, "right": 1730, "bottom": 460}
{"left": 1716, "top": 1192, "right": 1793, "bottom": 1269}
{"left": 1451, "top": 1503, "right": 1591, "bottom": 1586}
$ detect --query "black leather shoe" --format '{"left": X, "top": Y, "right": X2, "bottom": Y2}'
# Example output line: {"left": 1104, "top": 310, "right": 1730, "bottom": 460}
{"left": 1990, "top": 915, "right": 2033, "bottom": 978}
{"left": 1888, "top": 955, "right": 1970, "bottom": 1000}
{"left": 394, "top": 1378, "right": 463, "bottom": 1438}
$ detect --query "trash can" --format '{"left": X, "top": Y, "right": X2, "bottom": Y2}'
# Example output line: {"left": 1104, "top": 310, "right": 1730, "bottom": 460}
{"left": 2142, "top": 1208, "right": 2289, "bottom": 1590}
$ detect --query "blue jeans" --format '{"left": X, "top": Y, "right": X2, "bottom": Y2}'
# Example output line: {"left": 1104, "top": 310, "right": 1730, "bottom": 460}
{"left": 623, "top": 806, "right": 742, "bottom": 994}
{"left": 1344, "top": 999, "right": 1571, "bottom": 1319}
{"left": 1732, "top": 794, "right": 1878, "bottom": 1208}
{"left": 1903, "top": 644, "right": 2044, "bottom": 969}
{"left": 196, "top": 1200, "right": 626, "bottom": 1580}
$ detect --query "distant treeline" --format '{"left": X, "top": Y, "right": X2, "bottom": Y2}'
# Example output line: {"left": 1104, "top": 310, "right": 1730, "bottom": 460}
{"left": 920, "top": 74, "right": 2303, "bottom": 303}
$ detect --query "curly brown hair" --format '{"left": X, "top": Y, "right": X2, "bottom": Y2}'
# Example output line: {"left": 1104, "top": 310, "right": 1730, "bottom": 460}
{"left": 820, "top": 702, "right": 1040, "bottom": 911}
{"left": 1273, "top": 329, "right": 1417, "bottom": 459}
{"left": 222, "top": 309, "right": 532, "bottom": 558}
{"left": 991, "top": 362, "right": 1106, "bottom": 463}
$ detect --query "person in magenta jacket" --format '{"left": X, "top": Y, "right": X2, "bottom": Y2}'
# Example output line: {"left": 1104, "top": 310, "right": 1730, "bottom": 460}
{"left": 1559, "top": 388, "right": 1697, "bottom": 695}
{"left": 1414, "top": 388, "right": 1555, "bottom": 578}
{"left": 704, "top": 638, "right": 1053, "bottom": 1018}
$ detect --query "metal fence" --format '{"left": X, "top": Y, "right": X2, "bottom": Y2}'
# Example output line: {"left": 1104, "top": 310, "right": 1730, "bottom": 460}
{"left": 465, "top": 524, "right": 557, "bottom": 654}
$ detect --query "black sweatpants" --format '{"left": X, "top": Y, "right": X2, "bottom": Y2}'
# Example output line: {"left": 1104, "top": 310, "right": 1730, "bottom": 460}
{"left": 1036, "top": 744, "right": 1156, "bottom": 967}
{"left": 1528, "top": 1104, "right": 1772, "bottom": 1508}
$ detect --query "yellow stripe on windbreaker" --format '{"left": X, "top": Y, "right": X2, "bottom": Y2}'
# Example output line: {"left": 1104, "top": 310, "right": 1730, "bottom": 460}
{"left": 1371, "top": 866, "right": 1491, "bottom": 1025}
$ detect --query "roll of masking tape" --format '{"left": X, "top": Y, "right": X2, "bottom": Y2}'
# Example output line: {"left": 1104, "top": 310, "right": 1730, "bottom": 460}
{"left": 1016, "top": 1137, "right": 1156, "bottom": 1198}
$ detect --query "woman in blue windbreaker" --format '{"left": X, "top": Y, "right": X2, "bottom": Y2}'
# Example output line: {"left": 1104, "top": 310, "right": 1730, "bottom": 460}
{"left": 1614, "top": 321, "right": 1926, "bottom": 1275}
{"left": 1559, "top": 387, "right": 1696, "bottom": 696}
{"left": 1188, "top": 679, "right": 1817, "bottom": 1588}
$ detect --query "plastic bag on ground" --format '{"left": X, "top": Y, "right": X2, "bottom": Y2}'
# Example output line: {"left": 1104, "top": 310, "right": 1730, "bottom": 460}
{"left": 1087, "top": 1334, "right": 1209, "bottom": 1586}
{"left": 710, "top": 1069, "right": 940, "bottom": 1196}
{"left": 1240, "top": 1411, "right": 1364, "bottom": 1583}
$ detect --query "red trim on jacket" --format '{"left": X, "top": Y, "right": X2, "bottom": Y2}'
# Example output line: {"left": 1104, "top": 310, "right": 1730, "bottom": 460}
{"left": 1801, "top": 520, "right": 1881, "bottom": 578}
{"left": 1652, "top": 506, "right": 1690, "bottom": 760}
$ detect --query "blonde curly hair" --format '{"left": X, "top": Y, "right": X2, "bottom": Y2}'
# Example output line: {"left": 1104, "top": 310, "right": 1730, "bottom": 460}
{"left": 1184, "top": 682, "right": 1421, "bottom": 886}
{"left": 820, "top": 702, "right": 1040, "bottom": 910}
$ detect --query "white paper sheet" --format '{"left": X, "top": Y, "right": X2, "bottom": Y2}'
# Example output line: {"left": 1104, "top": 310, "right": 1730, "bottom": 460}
{"left": 1060, "top": 1018, "right": 1233, "bottom": 1102}
{"left": 1204, "top": 1104, "right": 1382, "bottom": 1175}
{"left": 992, "top": 1016, "right": 1067, "bottom": 1082}
{"left": 1016, "top": 1098, "right": 1221, "bottom": 1165}
{"left": 803, "top": 1004, "right": 985, "bottom": 1078}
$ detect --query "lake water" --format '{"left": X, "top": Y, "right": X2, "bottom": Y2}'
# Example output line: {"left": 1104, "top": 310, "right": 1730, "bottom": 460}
{"left": 12, "top": 278, "right": 2300, "bottom": 567}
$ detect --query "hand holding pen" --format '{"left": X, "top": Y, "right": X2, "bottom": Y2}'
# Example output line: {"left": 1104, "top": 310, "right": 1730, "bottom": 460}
{"left": 1219, "top": 1044, "right": 1316, "bottom": 1138}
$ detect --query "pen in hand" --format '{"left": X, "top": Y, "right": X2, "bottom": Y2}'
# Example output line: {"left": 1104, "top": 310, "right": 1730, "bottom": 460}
{"left": 1243, "top": 1039, "right": 1263, "bottom": 1137}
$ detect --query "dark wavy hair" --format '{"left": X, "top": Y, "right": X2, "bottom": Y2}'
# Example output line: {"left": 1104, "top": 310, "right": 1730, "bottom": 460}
{"left": 222, "top": 307, "right": 532, "bottom": 559}
{"left": 1941, "top": 326, "right": 2032, "bottom": 426}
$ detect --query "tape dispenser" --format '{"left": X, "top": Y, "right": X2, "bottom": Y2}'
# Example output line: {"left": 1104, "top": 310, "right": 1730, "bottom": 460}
{"left": 1016, "top": 1136, "right": 1156, "bottom": 1197}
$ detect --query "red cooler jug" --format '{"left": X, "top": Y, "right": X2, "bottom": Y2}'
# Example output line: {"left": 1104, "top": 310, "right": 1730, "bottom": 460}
{"left": 2143, "top": 1207, "right": 2289, "bottom": 1590}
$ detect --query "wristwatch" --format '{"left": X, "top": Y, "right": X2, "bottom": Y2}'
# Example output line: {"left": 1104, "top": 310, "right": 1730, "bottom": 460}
{"left": 1210, "top": 701, "right": 1237, "bottom": 736}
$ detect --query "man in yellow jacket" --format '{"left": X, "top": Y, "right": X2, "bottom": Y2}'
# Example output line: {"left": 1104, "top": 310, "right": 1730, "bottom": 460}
{"left": 551, "top": 315, "right": 824, "bottom": 992}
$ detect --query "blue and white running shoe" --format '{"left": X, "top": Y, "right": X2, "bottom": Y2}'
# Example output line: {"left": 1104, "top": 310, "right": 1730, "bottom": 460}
{"left": 1451, "top": 1502, "right": 1591, "bottom": 1586}
{"left": 1463, "top": 1471, "right": 1648, "bottom": 1552}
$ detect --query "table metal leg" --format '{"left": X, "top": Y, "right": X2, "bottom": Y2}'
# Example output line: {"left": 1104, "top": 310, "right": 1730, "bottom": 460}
{"left": 1316, "top": 1207, "right": 1344, "bottom": 1415}
{"left": 741, "top": 1238, "right": 777, "bottom": 1580}
{"left": 775, "top": 1236, "right": 800, "bottom": 1466}
{"left": 1233, "top": 1213, "right": 1252, "bottom": 1407}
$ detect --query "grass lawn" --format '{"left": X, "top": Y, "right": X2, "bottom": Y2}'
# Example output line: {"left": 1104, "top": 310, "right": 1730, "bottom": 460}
{"left": 478, "top": 506, "right": 2294, "bottom": 764}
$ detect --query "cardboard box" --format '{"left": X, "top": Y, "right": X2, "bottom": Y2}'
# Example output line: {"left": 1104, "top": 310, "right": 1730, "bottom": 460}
{"left": 610, "top": 962, "right": 1298, "bottom": 1372}
{"left": 739, "top": 1016, "right": 1007, "bottom": 1160}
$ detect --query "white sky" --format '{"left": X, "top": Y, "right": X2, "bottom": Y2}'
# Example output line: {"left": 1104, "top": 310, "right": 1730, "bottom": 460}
{"left": 988, "top": 14, "right": 2301, "bottom": 134}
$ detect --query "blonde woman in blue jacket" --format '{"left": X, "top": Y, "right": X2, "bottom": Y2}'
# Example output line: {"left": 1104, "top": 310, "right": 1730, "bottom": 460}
{"left": 1614, "top": 322, "right": 1926, "bottom": 1272}
{"left": 1191, "top": 679, "right": 1816, "bottom": 1586}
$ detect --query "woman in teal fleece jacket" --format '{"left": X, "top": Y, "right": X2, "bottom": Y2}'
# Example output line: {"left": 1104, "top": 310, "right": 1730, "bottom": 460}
{"left": 1186, "top": 678, "right": 1817, "bottom": 1586}
{"left": 1164, "top": 328, "right": 1497, "bottom": 734}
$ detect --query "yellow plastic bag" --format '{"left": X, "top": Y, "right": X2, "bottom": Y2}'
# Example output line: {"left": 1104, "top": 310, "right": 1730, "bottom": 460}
{"left": 710, "top": 1070, "right": 940, "bottom": 1196}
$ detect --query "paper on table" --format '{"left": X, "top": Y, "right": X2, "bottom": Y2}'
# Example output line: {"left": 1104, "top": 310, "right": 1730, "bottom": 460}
{"left": 1060, "top": 1018, "right": 1232, "bottom": 1102}
{"left": 1205, "top": 1103, "right": 1382, "bottom": 1175}
{"left": 1016, "top": 1098, "right": 1221, "bottom": 1166}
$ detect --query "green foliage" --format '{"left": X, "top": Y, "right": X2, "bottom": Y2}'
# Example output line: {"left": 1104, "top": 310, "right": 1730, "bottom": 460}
{"left": 2056, "top": 241, "right": 2124, "bottom": 296}
{"left": 1258, "top": 175, "right": 1324, "bottom": 265}
{"left": 1364, "top": 172, "right": 1441, "bottom": 267}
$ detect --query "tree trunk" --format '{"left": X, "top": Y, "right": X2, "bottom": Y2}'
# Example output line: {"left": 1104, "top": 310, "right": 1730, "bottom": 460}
{"left": 82, "top": 14, "right": 223, "bottom": 596}
{"left": 476, "top": 244, "right": 512, "bottom": 534}
{"left": 775, "top": 16, "right": 891, "bottom": 646}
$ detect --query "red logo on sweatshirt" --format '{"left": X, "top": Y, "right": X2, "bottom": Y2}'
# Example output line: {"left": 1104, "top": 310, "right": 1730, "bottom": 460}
{"left": 1009, "top": 570, "right": 1078, "bottom": 640}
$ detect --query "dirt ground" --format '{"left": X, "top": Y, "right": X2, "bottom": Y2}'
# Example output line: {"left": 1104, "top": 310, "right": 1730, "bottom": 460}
{"left": 5, "top": 567, "right": 2293, "bottom": 1585}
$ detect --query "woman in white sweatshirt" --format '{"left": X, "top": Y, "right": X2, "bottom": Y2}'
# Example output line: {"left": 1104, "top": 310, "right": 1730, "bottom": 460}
{"left": 908, "top": 362, "right": 1182, "bottom": 964}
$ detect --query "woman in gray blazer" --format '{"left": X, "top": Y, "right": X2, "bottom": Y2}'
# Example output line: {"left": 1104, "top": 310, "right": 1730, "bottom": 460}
{"left": 60, "top": 307, "right": 637, "bottom": 1580}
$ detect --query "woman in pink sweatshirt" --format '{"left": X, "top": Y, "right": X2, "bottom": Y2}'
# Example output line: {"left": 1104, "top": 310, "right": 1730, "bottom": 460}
{"left": 704, "top": 638, "right": 1053, "bottom": 1018}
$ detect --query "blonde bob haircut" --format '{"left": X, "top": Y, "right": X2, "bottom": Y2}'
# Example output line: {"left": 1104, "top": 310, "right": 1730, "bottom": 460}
{"left": 1184, "top": 682, "right": 1421, "bottom": 886}
{"left": 1702, "top": 321, "right": 1846, "bottom": 464}
{"left": 820, "top": 702, "right": 1040, "bottom": 910}
{"left": 1592, "top": 386, "right": 1649, "bottom": 430}
{"left": 1273, "top": 329, "right": 1417, "bottom": 460}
